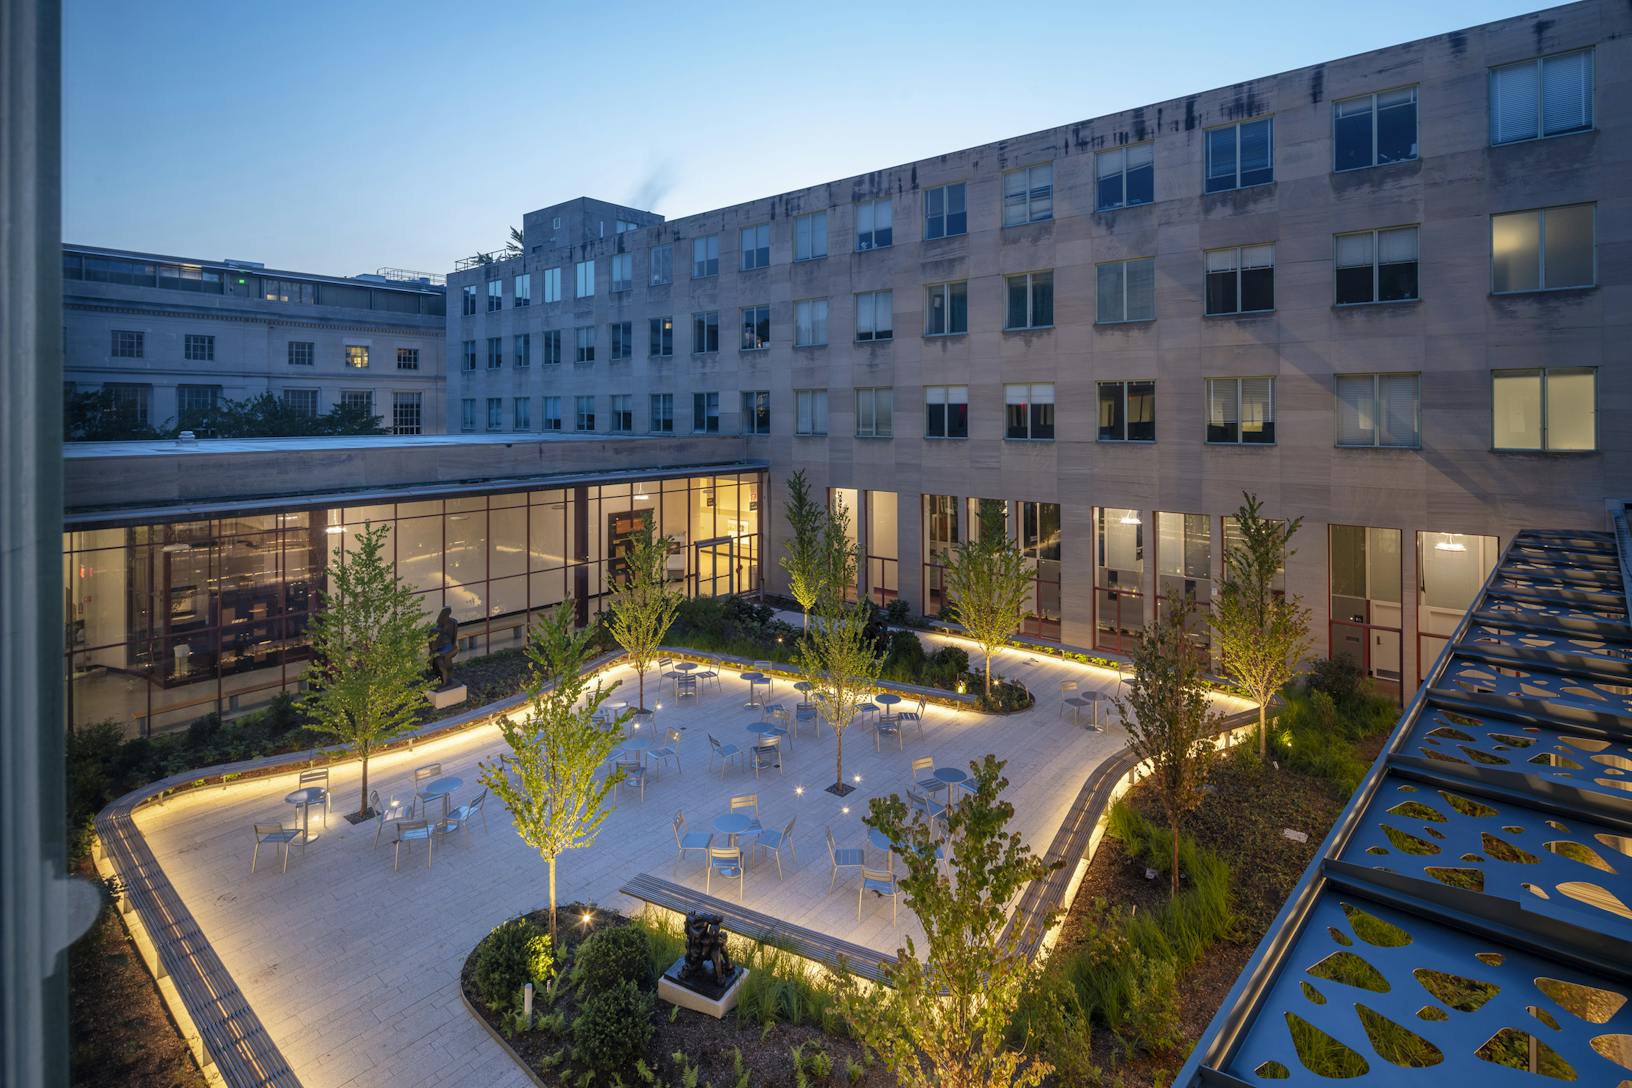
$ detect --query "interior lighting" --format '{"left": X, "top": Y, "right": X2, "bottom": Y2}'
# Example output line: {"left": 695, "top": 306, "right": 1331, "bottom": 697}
{"left": 1119, "top": 513, "right": 1142, "bottom": 526}
{"left": 1435, "top": 536, "right": 1468, "bottom": 552}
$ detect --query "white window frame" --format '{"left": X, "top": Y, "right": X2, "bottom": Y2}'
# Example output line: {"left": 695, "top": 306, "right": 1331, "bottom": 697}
{"left": 1004, "top": 382, "right": 1055, "bottom": 441}
{"left": 574, "top": 259, "right": 595, "bottom": 299}
{"left": 1489, "top": 48, "right": 1594, "bottom": 146}
{"left": 1204, "top": 118, "right": 1274, "bottom": 193}
{"left": 1491, "top": 367, "right": 1596, "bottom": 452}
{"left": 1335, "top": 372, "right": 1421, "bottom": 448}
{"left": 1096, "top": 257, "right": 1155, "bottom": 324}
{"left": 1490, "top": 204, "right": 1596, "bottom": 294}
{"left": 542, "top": 266, "right": 561, "bottom": 303}
{"left": 925, "top": 281, "right": 968, "bottom": 337}
{"left": 542, "top": 396, "right": 563, "bottom": 431}
{"left": 855, "top": 290, "right": 893, "bottom": 342}
{"left": 1332, "top": 87, "right": 1418, "bottom": 171}
{"left": 795, "top": 389, "right": 829, "bottom": 436}
{"left": 1002, "top": 163, "right": 1053, "bottom": 226}
{"left": 692, "top": 234, "right": 719, "bottom": 278}
{"left": 854, "top": 387, "right": 894, "bottom": 438}
{"left": 924, "top": 385, "right": 969, "bottom": 439}
{"left": 740, "top": 223, "right": 771, "bottom": 270}
{"left": 610, "top": 252, "right": 633, "bottom": 292}
{"left": 649, "top": 244, "right": 673, "bottom": 286}
{"left": 795, "top": 211, "right": 828, "bottom": 261}
{"left": 923, "top": 182, "right": 967, "bottom": 240}
{"left": 856, "top": 198, "right": 893, "bottom": 251}
{"left": 1095, "top": 143, "right": 1154, "bottom": 211}
{"left": 794, "top": 298, "right": 828, "bottom": 348}
{"left": 1205, "top": 376, "right": 1276, "bottom": 445}
{"left": 1005, "top": 271, "right": 1053, "bottom": 330}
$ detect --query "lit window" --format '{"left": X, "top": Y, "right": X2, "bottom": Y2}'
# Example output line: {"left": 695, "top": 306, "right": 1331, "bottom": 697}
{"left": 649, "top": 316, "right": 674, "bottom": 358}
{"left": 1098, "top": 380, "right": 1155, "bottom": 442}
{"left": 1205, "top": 377, "right": 1275, "bottom": 444}
{"left": 1491, "top": 204, "right": 1595, "bottom": 293}
{"left": 1492, "top": 368, "right": 1594, "bottom": 451}
{"left": 344, "top": 344, "right": 369, "bottom": 368}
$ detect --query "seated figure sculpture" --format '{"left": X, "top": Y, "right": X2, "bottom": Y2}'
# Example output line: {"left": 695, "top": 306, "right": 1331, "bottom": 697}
{"left": 677, "top": 911, "right": 736, "bottom": 992}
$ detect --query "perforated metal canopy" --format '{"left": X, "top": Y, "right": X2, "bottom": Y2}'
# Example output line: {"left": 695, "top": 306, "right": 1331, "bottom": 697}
{"left": 1178, "top": 526, "right": 1632, "bottom": 1086}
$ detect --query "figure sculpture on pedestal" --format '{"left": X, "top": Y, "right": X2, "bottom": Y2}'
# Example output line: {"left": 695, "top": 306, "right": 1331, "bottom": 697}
{"left": 429, "top": 606, "right": 459, "bottom": 688}
{"left": 678, "top": 911, "right": 735, "bottom": 991}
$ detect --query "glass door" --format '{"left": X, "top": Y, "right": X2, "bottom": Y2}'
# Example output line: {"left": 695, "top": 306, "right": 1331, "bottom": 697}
{"left": 694, "top": 537, "right": 736, "bottom": 598}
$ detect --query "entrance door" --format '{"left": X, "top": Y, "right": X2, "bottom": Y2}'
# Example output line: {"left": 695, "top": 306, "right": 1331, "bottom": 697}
{"left": 694, "top": 537, "right": 735, "bottom": 598}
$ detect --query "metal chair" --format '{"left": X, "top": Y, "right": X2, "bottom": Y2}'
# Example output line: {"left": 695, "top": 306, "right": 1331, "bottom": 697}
{"left": 897, "top": 698, "right": 926, "bottom": 739}
{"left": 251, "top": 823, "right": 300, "bottom": 874}
{"left": 794, "top": 703, "right": 821, "bottom": 739}
{"left": 672, "top": 811, "right": 712, "bottom": 872}
{"left": 614, "top": 759, "right": 646, "bottom": 803}
{"left": 826, "top": 826, "right": 865, "bottom": 891}
{"left": 859, "top": 866, "right": 901, "bottom": 923}
{"left": 751, "top": 740, "right": 782, "bottom": 778}
{"left": 912, "top": 757, "right": 938, "bottom": 792}
{"left": 392, "top": 819, "right": 434, "bottom": 870}
{"left": 448, "top": 787, "right": 488, "bottom": 832}
{"left": 874, "top": 714, "right": 902, "bottom": 752}
{"left": 756, "top": 816, "right": 797, "bottom": 879}
{"left": 369, "top": 789, "right": 410, "bottom": 846}
{"left": 297, "top": 768, "right": 331, "bottom": 825}
{"left": 729, "top": 793, "right": 762, "bottom": 828}
{"left": 1058, "top": 679, "right": 1079, "bottom": 720}
{"left": 650, "top": 728, "right": 682, "bottom": 778}
{"left": 410, "top": 764, "right": 442, "bottom": 816}
{"left": 708, "top": 733, "right": 744, "bottom": 776}
{"left": 907, "top": 787, "right": 949, "bottom": 831}
{"left": 707, "top": 846, "right": 745, "bottom": 899}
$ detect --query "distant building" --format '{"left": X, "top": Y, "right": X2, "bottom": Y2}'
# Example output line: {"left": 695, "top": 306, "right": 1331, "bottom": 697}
{"left": 63, "top": 244, "right": 448, "bottom": 434}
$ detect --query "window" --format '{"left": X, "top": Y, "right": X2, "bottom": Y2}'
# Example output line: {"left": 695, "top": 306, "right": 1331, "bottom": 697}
{"left": 391, "top": 391, "right": 422, "bottom": 434}
{"left": 925, "top": 385, "right": 968, "bottom": 439}
{"left": 616, "top": 218, "right": 639, "bottom": 234}
{"left": 341, "top": 389, "right": 375, "bottom": 417}
{"left": 102, "top": 382, "right": 151, "bottom": 424}
{"left": 283, "top": 388, "right": 318, "bottom": 417}
{"left": 1003, "top": 164, "right": 1053, "bottom": 226}
{"left": 461, "top": 339, "right": 477, "bottom": 371}
{"left": 484, "top": 397, "right": 502, "bottom": 430}
{"left": 855, "top": 291, "right": 893, "bottom": 342}
{"left": 856, "top": 198, "right": 892, "bottom": 250}
{"left": 1490, "top": 48, "right": 1593, "bottom": 145}
{"left": 513, "top": 335, "right": 529, "bottom": 368}
{"left": 855, "top": 387, "right": 894, "bottom": 437}
{"left": 514, "top": 397, "right": 531, "bottom": 431}
{"left": 543, "top": 266, "right": 561, "bottom": 302}
{"left": 1206, "top": 377, "right": 1276, "bottom": 444}
{"left": 740, "top": 305, "right": 770, "bottom": 351}
{"left": 460, "top": 398, "right": 476, "bottom": 432}
{"left": 693, "top": 392, "right": 720, "bottom": 433}
{"left": 1096, "top": 144, "right": 1153, "bottom": 210}
{"left": 287, "top": 340, "right": 314, "bottom": 366}
{"left": 610, "top": 394, "right": 633, "bottom": 432}
{"left": 611, "top": 253, "right": 633, "bottom": 292}
{"left": 1098, "top": 380, "right": 1155, "bottom": 441}
{"left": 692, "top": 310, "right": 719, "bottom": 353}
{"left": 1334, "top": 87, "right": 1417, "bottom": 171}
{"left": 650, "top": 393, "right": 674, "bottom": 433}
{"left": 1205, "top": 245, "right": 1275, "bottom": 315}
{"left": 1336, "top": 373, "right": 1419, "bottom": 448}
{"left": 741, "top": 390, "right": 770, "bottom": 435}
{"left": 740, "top": 224, "right": 770, "bottom": 270}
{"left": 183, "top": 334, "right": 214, "bottom": 361}
{"left": 1491, "top": 204, "right": 1595, "bottom": 293}
{"left": 1005, "top": 383, "right": 1055, "bottom": 440}
{"left": 514, "top": 272, "right": 531, "bottom": 306}
{"left": 795, "top": 298, "right": 828, "bottom": 347}
{"left": 487, "top": 279, "right": 503, "bottom": 312}
{"left": 1336, "top": 227, "right": 1419, "bottom": 304}
{"left": 692, "top": 235, "right": 719, "bottom": 278}
{"left": 649, "top": 316, "right": 674, "bottom": 357}
{"left": 610, "top": 321, "right": 633, "bottom": 361}
{"left": 574, "top": 326, "right": 595, "bottom": 363}
{"left": 542, "top": 330, "right": 562, "bottom": 365}
{"left": 461, "top": 284, "right": 477, "bottom": 315}
{"left": 574, "top": 259, "right": 594, "bottom": 298}
{"left": 925, "top": 281, "right": 968, "bottom": 336}
{"left": 649, "top": 244, "right": 673, "bottom": 286}
{"left": 795, "top": 390, "right": 829, "bottom": 436}
{"left": 542, "top": 396, "right": 562, "bottom": 431}
{"left": 397, "top": 346, "right": 420, "bottom": 370}
{"left": 177, "top": 384, "right": 221, "bottom": 420}
{"left": 344, "top": 344, "right": 370, "bottom": 368}
{"left": 574, "top": 395, "right": 595, "bottom": 432}
{"left": 486, "top": 337, "right": 502, "bottom": 369}
{"left": 1205, "top": 118, "right": 1273, "bottom": 192}
{"left": 1492, "top": 368, "right": 1595, "bottom": 451}
{"left": 795, "top": 212, "right": 828, "bottom": 260}
{"left": 1096, "top": 258, "right": 1155, "bottom": 323}
{"left": 111, "top": 330, "right": 144, "bottom": 358}
{"left": 924, "top": 182, "right": 967, "bottom": 240}
{"left": 259, "top": 277, "right": 310, "bottom": 303}
{"left": 1005, "top": 271, "right": 1053, "bottom": 329}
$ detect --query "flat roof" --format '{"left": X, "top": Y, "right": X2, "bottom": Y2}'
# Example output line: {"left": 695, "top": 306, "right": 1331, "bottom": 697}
{"left": 64, "top": 243, "right": 444, "bottom": 295}
{"left": 63, "top": 432, "right": 697, "bottom": 459}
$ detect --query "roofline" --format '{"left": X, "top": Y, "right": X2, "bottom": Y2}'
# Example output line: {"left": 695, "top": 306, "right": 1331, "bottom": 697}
{"left": 63, "top": 242, "right": 445, "bottom": 294}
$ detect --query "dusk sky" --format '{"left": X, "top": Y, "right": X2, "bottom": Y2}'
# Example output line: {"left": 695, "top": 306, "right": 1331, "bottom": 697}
{"left": 66, "top": 1, "right": 1542, "bottom": 278}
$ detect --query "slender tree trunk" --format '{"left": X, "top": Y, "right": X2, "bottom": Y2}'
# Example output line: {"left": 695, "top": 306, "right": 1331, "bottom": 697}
{"left": 1171, "top": 817, "right": 1181, "bottom": 899}
{"left": 984, "top": 651, "right": 993, "bottom": 696}
{"left": 835, "top": 728, "right": 844, "bottom": 789}
{"left": 357, "top": 746, "right": 370, "bottom": 818}
{"left": 802, "top": 608, "right": 809, "bottom": 632}
{"left": 547, "top": 856, "right": 558, "bottom": 945}
{"left": 638, "top": 665, "right": 646, "bottom": 711}
{"left": 1258, "top": 701, "right": 1267, "bottom": 759}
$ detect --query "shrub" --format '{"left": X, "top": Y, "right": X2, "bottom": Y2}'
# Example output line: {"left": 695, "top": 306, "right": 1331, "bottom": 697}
{"left": 976, "top": 676, "right": 1033, "bottom": 713}
{"left": 474, "top": 917, "right": 554, "bottom": 1012}
{"left": 1306, "top": 656, "right": 1365, "bottom": 706}
{"left": 882, "top": 599, "right": 912, "bottom": 625}
{"left": 572, "top": 978, "right": 654, "bottom": 1080}
{"left": 572, "top": 924, "right": 654, "bottom": 994}
{"left": 733, "top": 939, "right": 843, "bottom": 1033}
{"left": 632, "top": 912, "right": 686, "bottom": 979}
{"left": 1271, "top": 687, "right": 1393, "bottom": 795}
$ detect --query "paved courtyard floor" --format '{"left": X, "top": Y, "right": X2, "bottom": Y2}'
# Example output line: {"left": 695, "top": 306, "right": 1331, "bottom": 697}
{"left": 133, "top": 636, "right": 1249, "bottom": 1088}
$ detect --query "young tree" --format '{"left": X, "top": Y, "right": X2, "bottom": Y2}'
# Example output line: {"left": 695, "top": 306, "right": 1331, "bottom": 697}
{"left": 606, "top": 519, "right": 682, "bottom": 710}
{"left": 301, "top": 523, "right": 430, "bottom": 819}
{"left": 798, "top": 595, "right": 882, "bottom": 796}
{"left": 778, "top": 469, "right": 825, "bottom": 630}
{"left": 480, "top": 601, "right": 629, "bottom": 943}
{"left": 1212, "top": 491, "right": 1312, "bottom": 757}
{"left": 1115, "top": 604, "right": 1220, "bottom": 897}
{"left": 943, "top": 502, "right": 1032, "bottom": 695}
{"left": 837, "top": 755, "right": 1057, "bottom": 1088}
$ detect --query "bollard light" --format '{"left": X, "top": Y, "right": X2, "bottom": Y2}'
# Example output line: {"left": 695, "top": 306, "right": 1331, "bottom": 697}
{"left": 523, "top": 982, "right": 534, "bottom": 1027}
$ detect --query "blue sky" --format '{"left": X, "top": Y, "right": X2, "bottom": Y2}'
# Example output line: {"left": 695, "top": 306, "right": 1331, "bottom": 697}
{"left": 65, "top": 1, "right": 1542, "bottom": 277}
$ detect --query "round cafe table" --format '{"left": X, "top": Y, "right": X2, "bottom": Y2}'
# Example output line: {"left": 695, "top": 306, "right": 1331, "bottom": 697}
{"left": 930, "top": 766, "right": 969, "bottom": 797}
{"left": 712, "top": 811, "right": 756, "bottom": 848}
{"left": 284, "top": 787, "right": 326, "bottom": 845}
{"left": 874, "top": 692, "right": 903, "bottom": 720}
{"left": 619, "top": 735, "right": 653, "bottom": 763}
{"left": 747, "top": 721, "right": 787, "bottom": 740}
{"left": 673, "top": 661, "right": 698, "bottom": 673}
{"left": 416, "top": 775, "right": 464, "bottom": 819}
{"left": 740, "top": 671, "right": 768, "bottom": 708}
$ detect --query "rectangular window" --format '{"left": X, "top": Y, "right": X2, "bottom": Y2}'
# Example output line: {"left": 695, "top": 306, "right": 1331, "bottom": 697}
{"left": 795, "top": 212, "right": 828, "bottom": 260}
{"left": 391, "top": 391, "right": 422, "bottom": 435}
{"left": 1334, "top": 87, "right": 1418, "bottom": 171}
{"left": 1491, "top": 204, "right": 1595, "bottom": 293}
{"left": 183, "top": 334, "right": 214, "bottom": 361}
{"left": 486, "top": 337, "right": 502, "bottom": 369}
{"left": 692, "top": 310, "right": 719, "bottom": 353}
{"left": 487, "top": 279, "right": 503, "bottom": 311}
{"left": 925, "top": 385, "right": 969, "bottom": 439}
{"left": 1205, "top": 118, "right": 1274, "bottom": 192}
{"left": 1096, "top": 144, "right": 1154, "bottom": 211}
{"left": 574, "top": 259, "right": 595, "bottom": 298}
{"left": 741, "top": 390, "right": 770, "bottom": 435}
{"left": 1004, "top": 383, "right": 1055, "bottom": 440}
{"left": 486, "top": 397, "right": 502, "bottom": 430}
{"left": 543, "top": 266, "right": 561, "bottom": 302}
{"left": 855, "top": 290, "right": 893, "bottom": 342}
{"left": 574, "top": 395, "right": 595, "bottom": 432}
{"left": 542, "top": 396, "right": 562, "bottom": 431}
{"left": 1098, "top": 380, "right": 1156, "bottom": 442}
{"left": 611, "top": 252, "right": 633, "bottom": 292}
{"left": 460, "top": 398, "right": 476, "bottom": 432}
{"left": 1336, "top": 373, "right": 1419, "bottom": 447}
{"left": 512, "top": 335, "right": 529, "bottom": 368}
{"left": 1005, "top": 271, "right": 1054, "bottom": 329}
{"left": 514, "top": 397, "right": 531, "bottom": 431}
{"left": 1096, "top": 258, "right": 1155, "bottom": 323}
{"left": 692, "top": 234, "right": 719, "bottom": 278}
{"left": 542, "top": 330, "right": 562, "bottom": 365}
{"left": 397, "top": 346, "right": 420, "bottom": 370}
{"left": 740, "top": 305, "right": 770, "bottom": 351}
{"left": 1205, "top": 244, "right": 1276, "bottom": 315}
{"left": 856, "top": 198, "right": 893, "bottom": 250}
{"left": 795, "top": 298, "right": 829, "bottom": 347}
{"left": 1206, "top": 377, "right": 1276, "bottom": 444}
{"left": 1002, "top": 163, "right": 1053, "bottom": 226}
{"left": 344, "top": 344, "right": 370, "bottom": 368}
{"left": 1336, "top": 227, "right": 1419, "bottom": 304}
{"left": 338, "top": 389, "right": 374, "bottom": 417}
{"left": 925, "top": 281, "right": 968, "bottom": 336}
{"left": 924, "top": 182, "right": 967, "bottom": 239}
{"left": 616, "top": 218, "right": 638, "bottom": 234}
{"left": 574, "top": 326, "right": 595, "bottom": 363}
{"left": 514, "top": 272, "right": 531, "bottom": 306}
{"left": 283, "top": 388, "right": 318, "bottom": 417}
{"left": 739, "top": 223, "right": 770, "bottom": 270}
{"left": 795, "top": 389, "right": 829, "bottom": 436}
{"left": 461, "top": 284, "right": 477, "bottom": 315}
{"left": 649, "top": 244, "right": 673, "bottom": 286}
{"left": 610, "top": 321, "right": 633, "bottom": 361}
{"left": 1492, "top": 368, "right": 1595, "bottom": 451}
{"left": 855, "top": 387, "right": 894, "bottom": 437}
{"left": 1490, "top": 48, "right": 1593, "bottom": 145}
{"left": 609, "top": 394, "right": 633, "bottom": 432}
{"left": 111, "top": 330, "right": 144, "bottom": 358}
{"left": 177, "top": 384, "right": 221, "bottom": 420}
{"left": 461, "top": 339, "right": 477, "bottom": 372}
{"left": 649, "top": 316, "right": 674, "bottom": 357}
{"left": 287, "top": 341, "right": 314, "bottom": 366}
{"left": 650, "top": 393, "right": 674, "bottom": 433}
{"left": 693, "top": 391, "right": 719, "bottom": 433}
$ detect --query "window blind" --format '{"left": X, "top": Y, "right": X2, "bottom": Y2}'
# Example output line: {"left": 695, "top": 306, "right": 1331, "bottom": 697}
{"left": 1379, "top": 374, "right": 1419, "bottom": 447}
{"left": 1491, "top": 61, "right": 1539, "bottom": 143}
{"left": 1541, "top": 50, "right": 1592, "bottom": 135}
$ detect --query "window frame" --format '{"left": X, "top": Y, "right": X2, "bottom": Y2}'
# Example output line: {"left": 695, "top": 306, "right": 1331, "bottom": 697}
{"left": 1095, "top": 257, "right": 1156, "bottom": 324}
{"left": 485, "top": 396, "right": 503, "bottom": 431}
{"left": 649, "top": 316, "right": 674, "bottom": 358}
{"left": 183, "top": 333, "right": 214, "bottom": 361}
{"left": 1489, "top": 48, "right": 1595, "bottom": 146}
{"left": 794, "top": 211, "right": 828, "bottom": 262}
{"left": 287, "top": 340, "right": 314, "bottom": 367}
{"left": 1334, "top": 372, "right": 1421, "bottom": 449}
{"left": 691, "top": 234, "right": 720, "bottom": 279}
{"left": 739, "top": 304, "right": 771, "bottom": 351}
{"left": 513, "top": 396, "right": 531, "bottom": 431}
{"left": 574, "top": 394, "right": 596, "bottom": 433}
{"left": 542, "top": 266, "right": 562, "bottom": 303}
{"left": 855, "top": 198, "right": 893, "bottom": 251}
{"left": 1491, "top": 367, "right": 1597, "bottom": 452}
{"left": 649, "top": 244, "right": 673, "bottom": 286}
{"left": 514, "top": 272, "right": 532, "bottom": 306}
{"left": 397, "top": 346, "right": 421, "bottom": 370}
{"left": 486, "top": 336, "right": 503, "bottom": 370}
{"left": 487, "top": 279, "right": 503, "bottom": 311}
{"left": 1332, "top": 86, "right": 1419, "bottom": 172}
{"left": 111, "top": 330, "right": 144, "bottom": 358}
{"left": 1004, "top": 382, "right": 1055, "bottom": 441}
{"left": 1004, "top": 270, "right": 1054, "bottom": 330}
{"left": 1204, "top": 117, "right": 1274, "bottom": 193}
{"left": 925, "top": 280, "right": 969, "bottom": 337}
{"left": 854, "top": 290, "right": 894, "bottom": 343}
{"left": 924, "top": 385, "right": 969, "bottom": 440}
{"left": 1002, "top": 163, "right": 1053, "bottom": 227}
{"left": 693, "top": 391, "right": 720, "bottom": 433}
{"left": 854, "top": 387, "right": 894, "bottom": 438}
{"left": 344, "top": 344, "right": 370, "bottom": 369}
{"left": 512, "top": 335, "right": 529, "bottom": 369}
{"left": 610, "top": 252, "right": 633, "bottom": 292}
{"left": 1204, "top": 376, "right": 1277, "bottom": 445}
{"left": 609, "top": 320, "right": 633, "bottom": 362}
{"left": 609, "top": 394, "right": 634, "bottom": 433}
{"left": 1334, "top": 225, "right": 1421, "bottom": 306}
{"left": 1204, "top": 244, "right": 1276, "bottom": 316}
{"left": 923, "top": 182, "right": 968, "bottom": 240}
{"left": 1095, "top": 143, "right": 1154, "bottom": 211}
{"left": 739, "top": 223, "right": 771, "bottom": 270}
{"left": 542, "top": 395, "right": 563, "bottom": 431}
{"left": 574, "top": 325, "right": 595, "bottom": 364}
{"left": 541, "top": 330, "right": 562, "bottom": 366}
{"left": 795, "top": 389, "right": 829, "bottom": 437}
{"left": 649, "top": 392, "right": 675, "bottom": 433}
{"left": 692, "top": 310, "right": 720, "bottom": 354}
{"left": 574, "top": 259, "right": 595, "bottom": 299}
{"left": 794, "top": 297, "right": 829, "bottom": 348}
{"left": 741, "top": 390, "right": 771, "bottom": 436}
{"left": 1489, "top": 203, "right": 1597, "bottom": 294}
{"left": 1097, "top": 379, "right": 1156, "bottom": 443}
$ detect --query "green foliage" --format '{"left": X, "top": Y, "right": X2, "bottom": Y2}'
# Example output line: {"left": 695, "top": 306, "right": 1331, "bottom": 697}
{"left": 666, "top": 596, "right": 801, "bottom": 664}
{"left": 732, "top": 940, "right": 843, "bottom": 1034}
{"left": 65, "top": 386, "right": 387, "bottom": 442}
{"left": 943, "top": 503, "right": 1034, "bottom": 696}
{"left": 790, "top": 1041, "right": 835, "bottom": 1085}
{"left": 799, "top": 591, "right": 883, "bottom": 791}
{"left": 632, "top": 912, "right": 686, "bottom": 980}
{"left": 607, "top": 519, "right": 683, "bottom": 709}
{"left": 572, "top": 924, "right": 655, "bottom": 994}
{"left": 474, "top": 917, "right": 556, "bottom": 1012}
{"left": 571, "top": 979, "right": 655, "bottom": 1082}
{"left": 1270, "top": 684, "right": 1396, "bottom": 795}
{"left": 975, "top": 676, "right": 1034, "bottom": 713}
{"left": 780, "top": 469, "right": 827, "bottom": 629}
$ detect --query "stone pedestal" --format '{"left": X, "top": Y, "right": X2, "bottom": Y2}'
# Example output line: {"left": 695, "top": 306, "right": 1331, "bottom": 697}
{"left": 427, "top": 683, "right": 467, "bottom": 710}
{"left": 657, "top": 957, "right": 748, "bottom": 1019}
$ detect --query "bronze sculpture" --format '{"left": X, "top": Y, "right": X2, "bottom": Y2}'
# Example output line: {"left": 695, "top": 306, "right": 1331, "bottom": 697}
{"left": 677, "top": 911, "right": 736, "bottom": 991}
{"left": 428, "top": 606, "right": 459, "bottom": 688}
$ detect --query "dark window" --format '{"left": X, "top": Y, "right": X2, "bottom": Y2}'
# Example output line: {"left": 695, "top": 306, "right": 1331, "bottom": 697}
{"left": 1335, "top": 88, "right": 1418, "bottom": 171}
{"left": 692, "top": 311, "right": 719, "bottom": 353}
{"left": 1096, "top": 144, "right": 1154, "bottom": 211}
{"left": 1205, "top": 245, "right": 1275, "bottom": 315}
{"left": 924, "top": 183, "right": 967, "bottom": 240}
{"left": 1205, "top": 118, "right": 1273, "bottom": 193}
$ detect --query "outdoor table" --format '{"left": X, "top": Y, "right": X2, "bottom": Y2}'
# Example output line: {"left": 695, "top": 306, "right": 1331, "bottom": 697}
{"left": 712, "top": 812, "right": 755, "bottom": 847}
{"left": 619, "top": 735, "right": 653, "bottom": 763}
{"left": 747, "top": 721, "right": 787, "bottom": 740}
{"left": 1081, "top": 692, "right": 1109, "bottom": 732}
{"left": 416, "top": 775, "right": 464, "bottom": 819}
{"left": 929, "top": 766, "right": 969, "bottom": 797}
{"left": 284, "top": 786, "right": 326, "bottom": 845}
{"left": 673, "top": 661, "right": 698, "bottom": 673}
{"left": 740, "top": 671, "right": 769, "bottom": 708}
{"left": 874, "top": 692, "right": 902, "bottom": 720}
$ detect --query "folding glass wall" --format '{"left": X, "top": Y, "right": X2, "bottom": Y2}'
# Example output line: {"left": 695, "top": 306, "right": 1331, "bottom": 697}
{"left": 1096, "top": 507, "right": 1144, "bottom": 652}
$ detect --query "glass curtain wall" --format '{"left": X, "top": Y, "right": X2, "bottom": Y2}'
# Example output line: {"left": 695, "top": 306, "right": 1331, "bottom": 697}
{"left": 829, "top": 488, "right": 861, "bottom": 601}
{"left": 1329, "top": 524, "right": 1403, "bottom": 701}
{"left": 865, "top": 491, "right": 899, "bottom": 604}
{"left": 1156, "top": 512, "right": 1212, "bottom": 652}
{"left": 1018, "top": 501, "right": 1062, "bottom": 640}
{"left": 1096, "top": 507, "right": 1144, "bottom": 652}
{"left": 1416, "top": 531, "right": 1498, "bottom": 686}
{"left": 922, "top": 495, "right": 960, "bottom": 617}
